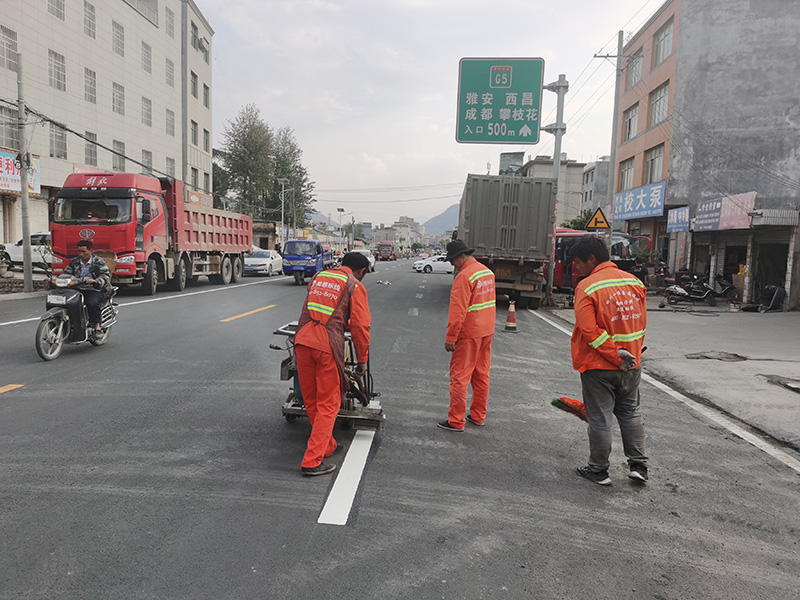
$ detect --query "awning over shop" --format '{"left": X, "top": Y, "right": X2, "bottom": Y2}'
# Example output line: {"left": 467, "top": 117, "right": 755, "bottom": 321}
{"left": 750, "top": 209, "right": 799, "bottom": 227}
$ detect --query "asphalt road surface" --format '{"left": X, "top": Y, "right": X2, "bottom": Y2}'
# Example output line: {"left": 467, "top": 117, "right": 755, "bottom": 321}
{"left": 1, "top": 262, "right": 798, "bottom": 599}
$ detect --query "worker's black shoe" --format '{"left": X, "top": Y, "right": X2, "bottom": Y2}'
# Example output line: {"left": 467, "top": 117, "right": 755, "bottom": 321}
{"left": 301, "top": 461, "right": 337, "bottom": 476}
{"left": 437, "top": 419, "right": 464, "bottom": 432}
{"left": 466, "top": 414, "right": 485, "bottom": 426}
{"left": 576, "top": 466, "right": 611, "bottom": 486}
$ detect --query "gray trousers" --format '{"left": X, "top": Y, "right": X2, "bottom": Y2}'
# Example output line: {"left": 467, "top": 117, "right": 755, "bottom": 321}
{"left": 580, "top": 368, "right": 647, "bottom": 472}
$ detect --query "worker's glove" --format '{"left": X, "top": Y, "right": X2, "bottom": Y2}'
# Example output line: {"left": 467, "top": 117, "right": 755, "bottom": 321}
{"left": 617, "top": 349, "right": 636, "bottom": 372}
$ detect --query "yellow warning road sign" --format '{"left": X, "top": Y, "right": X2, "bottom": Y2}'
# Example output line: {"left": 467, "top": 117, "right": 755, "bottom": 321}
{"left": 586, "top": 207, "right": 611, "bottom": 230}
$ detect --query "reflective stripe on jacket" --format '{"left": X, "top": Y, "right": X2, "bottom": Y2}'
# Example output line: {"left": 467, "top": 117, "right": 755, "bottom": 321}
{"left": 571, "top": 261, "right": 647, "bottom": 372}
{"left": 446, "top": 256, "right": 496, "bottom": 342}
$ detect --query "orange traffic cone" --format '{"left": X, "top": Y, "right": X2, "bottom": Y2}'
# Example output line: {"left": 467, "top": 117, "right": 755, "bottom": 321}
{"left": 503, "top": 300, "right": 518, "bottom": 333}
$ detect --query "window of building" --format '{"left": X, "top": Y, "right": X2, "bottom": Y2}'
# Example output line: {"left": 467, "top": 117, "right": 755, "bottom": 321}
{"left": 112, "top": 140, "right": 125, "bottom": 171}
{"left": 112, "top": 21, "right": 124, "bottom": 57}
{"left": 141, "top": 42, "right": 152, "bottom": 73}
{"left": 84, "top": 2, "right": 96, "bottom": 38}
{"left": 0, "top": 25, "right": 18, "bottom": 72}
{"left": 645, "top": 144, "right": 665, "bottom": 184}
{"left": 627, "top": 49, "right": 642, "bottom": 89}
{"left": 49, "top": 123, "right": 67, "bottom": 159}
{"left": 0, "top": 105, "right": 19, "bottom": 149}
{"left": 191, "top": 167, "right": 199, "bottom": 190}
{"left": 48, "top": 50, "right": 66, "bottom": 91}
{"left": 203, "top": 172, "right": 210, "bottom": 193}
{"left": 84, "top": 68, "right": 96, "bottom": 103}
{"left": 654, "top": 19, "right": 673, "bottom": 67}
{"left": 619, "top": 157, "right": 634, "bottom": 192}
{"left": 165, "top": 7, "right": 175, "bottom": 38}
{"left": 142, "top": 150, "right": 153, "bottom": 173}
{"left": 190, "top": 72, "right": 198, "bottom": 98}
{"left": 623, "top": 103, "right": 638, "bottom": 142}
{"left": 191, "top": 120, "right": 198, "bottom": 145}
{"left": 649, "top": 82, "right": 669, "bottom": 127}
{"left": 203, "top": 129, "right": 210, "bottom": 152}
{"left": 191, "top": 22, "right": 199, "bottom": 49}
{"left": 141, "top": 97, "right": 152, "bottom": 127}
{"left": 166, "top": 109, "right": 175, "bottom": 136}
{"left": 84, "top": 131, "right": 97, "bottom": 166}
{"left": 165, "top": 58, "right": 175, "bottom": 87}
{"left": 203, "top": 84, "right": 210, "bottom": 108}
{"left": 165, "top": 157, "right": 175, "bottom": 178}
{"left": 112, "top": 82, "right": 125, "bottom": 115}
{"left": 48, "top": 0, "right": 65, "bottom": 20}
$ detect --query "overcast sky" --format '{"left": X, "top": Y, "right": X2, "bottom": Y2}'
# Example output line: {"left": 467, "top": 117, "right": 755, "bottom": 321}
{"left": 198, "top": 0, "right": 665, "bottom": 226}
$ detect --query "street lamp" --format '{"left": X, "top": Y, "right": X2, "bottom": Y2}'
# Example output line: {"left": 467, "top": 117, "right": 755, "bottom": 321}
{"left": 277, "top": 178, "right": 289, "bottom": 248}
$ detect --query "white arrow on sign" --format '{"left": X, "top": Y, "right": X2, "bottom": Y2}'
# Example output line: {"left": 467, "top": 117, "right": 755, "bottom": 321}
{"left": 519, "top": 124, "right": 532, "bottom": 137}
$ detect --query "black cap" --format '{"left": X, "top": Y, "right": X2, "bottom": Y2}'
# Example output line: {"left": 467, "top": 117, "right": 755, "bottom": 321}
{"left": 445, "top": 239, "right": 474, "bottom": 263}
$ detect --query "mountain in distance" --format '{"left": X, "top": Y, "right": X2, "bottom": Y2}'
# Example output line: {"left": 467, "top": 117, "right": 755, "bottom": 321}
{"left": 422, "top": 204, "right": 459, "bottom": 235}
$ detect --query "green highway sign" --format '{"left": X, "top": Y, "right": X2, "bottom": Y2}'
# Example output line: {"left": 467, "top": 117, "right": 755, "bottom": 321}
{"left": 456, "top": 58, "right": 545, "bottom": 144}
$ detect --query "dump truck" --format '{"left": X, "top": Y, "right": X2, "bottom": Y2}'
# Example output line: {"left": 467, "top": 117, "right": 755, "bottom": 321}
{"left": 457, "top": 174, "right": 555, "bottom": 310}
{"left": 50, "top": 172, "right": 252, "bottom": 295}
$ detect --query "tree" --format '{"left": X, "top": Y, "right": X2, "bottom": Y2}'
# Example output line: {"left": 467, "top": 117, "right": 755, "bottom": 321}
{"left": 270, "top": 126, "right": 315, "bottom": 228}
{"left": 211, "top": 148, "right": 231, "bottom": 210}
{"left": 561, "top": 209, "right": 593, "bottom": 230}
{"left": 218, "top": 104, "right": 274, "bottom": 217}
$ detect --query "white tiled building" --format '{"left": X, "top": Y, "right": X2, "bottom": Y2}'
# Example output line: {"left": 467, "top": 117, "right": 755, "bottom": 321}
{"left": 0, "top": 0, "right": 213, "bottom": 243}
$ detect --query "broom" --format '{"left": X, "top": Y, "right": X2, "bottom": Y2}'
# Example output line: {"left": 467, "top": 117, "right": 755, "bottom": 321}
{"left": 550, "top": 397, "right": 587, "bottom": 422}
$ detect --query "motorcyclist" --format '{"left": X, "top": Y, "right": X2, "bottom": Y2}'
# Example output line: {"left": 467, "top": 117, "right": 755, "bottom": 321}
{"left": 59, "top": 240, "right": 111, "bottom": 330}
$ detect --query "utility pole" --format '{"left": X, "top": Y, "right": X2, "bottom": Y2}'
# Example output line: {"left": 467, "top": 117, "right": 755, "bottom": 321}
{"left": 542, "top": 74, "right": 569, "bottom": 306}
{"left": 17, "top": 53, "right": 33, "bottom": 293}
{"left": 277, "top": 177, "right": 289, "bottom": 248}
{"left": 606, "top": 31, "right": 625, "bottom": 252}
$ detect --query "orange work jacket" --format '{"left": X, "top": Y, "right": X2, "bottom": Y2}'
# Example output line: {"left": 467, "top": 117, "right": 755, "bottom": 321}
{"left": 446, "top": 256, "right": 496, "bottom": 342}
{"left": 571, "top": 261, "right": 647, "bottom": 373}
{"left": 295, "top": 266, "right": 371, "bottom": 363}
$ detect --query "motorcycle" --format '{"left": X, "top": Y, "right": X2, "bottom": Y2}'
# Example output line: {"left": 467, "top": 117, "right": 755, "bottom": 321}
{"left": 660, "top": 274, "right": 717, "bottom": 307}
{"left": 651, "top": 260, "right": 672, "bottom": 289}
{"left": 35, "top": 276, "right": 119, "bottom": 361}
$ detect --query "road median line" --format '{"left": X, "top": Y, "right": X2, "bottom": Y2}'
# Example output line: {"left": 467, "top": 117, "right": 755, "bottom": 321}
{"left": 220, "top": 304, "right": 276, "bottom": 322}
{"left": 0, "top": 384, "right": 24, "bottom": 394}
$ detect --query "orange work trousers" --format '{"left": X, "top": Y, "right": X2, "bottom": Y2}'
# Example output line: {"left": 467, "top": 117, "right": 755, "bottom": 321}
{"left": 296, "top": 345, "right": 341, "bottom": 468}
{"left": 448, "top": 335, "right": 493, "bottom": 428}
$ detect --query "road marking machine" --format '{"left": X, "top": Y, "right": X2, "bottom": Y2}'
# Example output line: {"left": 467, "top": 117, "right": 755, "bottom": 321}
{"left": 271, "top": 321, "right": 385, "bottom": 429}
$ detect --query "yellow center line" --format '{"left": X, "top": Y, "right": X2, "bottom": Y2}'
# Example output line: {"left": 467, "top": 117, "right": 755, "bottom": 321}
{"left": 0, "top": 384, "right": 24, "bottom": 394}
{"left": 220, "top": 304, "right": 277, "bottom": 322}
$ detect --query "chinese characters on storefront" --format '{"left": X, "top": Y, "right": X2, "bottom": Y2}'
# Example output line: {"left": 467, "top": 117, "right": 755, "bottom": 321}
{"left": 613, "top": 181, "right": 666, "bottom": 220}
{"left": 666, "top": 206, "right": 690, "bottom": 232}
{"left": 0, "top": 150, "right": 41, "bottom": 194}
{"left": 695, "top": 192, "right": 756, "bottom": 231}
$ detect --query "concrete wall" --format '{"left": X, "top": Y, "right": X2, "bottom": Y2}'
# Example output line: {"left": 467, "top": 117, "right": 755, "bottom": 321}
{"left": 669, "top": 0, "right": 800, "bottom": 210}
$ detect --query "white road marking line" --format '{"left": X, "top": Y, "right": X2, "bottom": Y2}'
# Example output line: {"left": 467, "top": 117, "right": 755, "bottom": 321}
{"left": 530, "top": 309, "right": 800, "bottom": 475}
{"left": 415, "top": 293, "right": 423, "bottom": 298}
{"left": 318, "top": 430, "right": 375, "bottom": 525}
{"left": 418, "top": 285, "right": 425, "bottom": 289}
{"left": 408, "top": 308, "right": 419, "bottom": 316}
{"left": 0, "top": 279, "right": 279, "bottom": 327}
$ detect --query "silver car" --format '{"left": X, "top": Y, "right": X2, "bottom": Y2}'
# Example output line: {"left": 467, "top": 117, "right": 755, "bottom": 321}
{"left": 244, "top": 249, "right": 283, "bottom": 276}
{"left": 353, "top": 249, "right": 376, "bottom": 272}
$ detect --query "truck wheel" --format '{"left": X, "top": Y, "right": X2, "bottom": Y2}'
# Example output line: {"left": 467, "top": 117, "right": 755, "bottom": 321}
{"left": 219, "top": 256, "right": 232, "bottom": 285}
{"left": 141, "top": 259, "right": 158, "bottom": 295}
{"left": 294, "top": 272, "right": 305, "bottom": 285}
{"left": 231, "top": 255, "right": 243, "bottom": 283}
{"left": 529, "top": 297, "right": 541, "bottom": 311}
{"left": 516, "top": 297, "right": 531, "bottom": 310}
{"left": 35, "top": 317, "right": 64, "bottom": 361}
{"left": 169, "top": 258, "right": 187, "bottom": 291}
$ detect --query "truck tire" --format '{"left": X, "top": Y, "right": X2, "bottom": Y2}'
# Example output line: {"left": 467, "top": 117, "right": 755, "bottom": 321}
{"left": 219, "top": 256, "right": 232, "bottom": 285}
{"left": 529, "top": 297, "right": 541, "bottom": 310}
{"left": 231, "top": 255, "right": 243, "bottom": 283}
{"left": 294, "top": 271, "right": 305, "bottom": 285}
{"left": 169, "top": 257, "right": 187, "bottom": 291}
{"left": 142, "top": 258, "right": 158, "bottom": 295}
{"left": 516, "top": 297, "right": 531, "bottom": 310}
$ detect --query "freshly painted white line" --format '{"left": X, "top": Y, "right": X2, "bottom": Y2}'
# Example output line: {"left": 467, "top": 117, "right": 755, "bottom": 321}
{"left": 418, "top": 285, "right": 425, "bottom": 289}
{"left": 408, "top": 307, "right": 419, "bottom": 316}
{"left": 318, "top": 430, "right": 375, "bottom": 525}
{"left": 415, "top": 293, "right": 423, "bottom": 298}
{"left": 0, "top": 279, "right": 279, "bottom": 327}
{"left": 532, "top": 309, "right": 800, "bottom": 475}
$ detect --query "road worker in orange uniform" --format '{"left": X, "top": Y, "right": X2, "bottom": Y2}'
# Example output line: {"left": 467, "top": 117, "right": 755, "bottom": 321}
{"left": 294, "top": 252, "right": 371, "bottom": 476}
{"left": 570, "top": 236, "right": 648, "bottom": 486}
{"left": 438, "top": 240, "right": 496, "bottom": 432}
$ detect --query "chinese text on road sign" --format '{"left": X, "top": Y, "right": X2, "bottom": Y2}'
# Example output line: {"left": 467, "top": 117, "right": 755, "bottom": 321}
{"left": 457, "top": 58, "right": 545, "bottom": 144}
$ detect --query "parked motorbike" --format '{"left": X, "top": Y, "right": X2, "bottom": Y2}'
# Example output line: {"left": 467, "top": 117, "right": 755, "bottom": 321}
{"left": 651, "top": 260, "right": 672, "bottom": 289}
{"left": 35, "top": 277, "right": 119, "bottom": 361}
{"left": 661, "top": 274, "right": 717, "bottom": 307}
{"left": 712, "top": 272, "right": 739, "bottom": 302}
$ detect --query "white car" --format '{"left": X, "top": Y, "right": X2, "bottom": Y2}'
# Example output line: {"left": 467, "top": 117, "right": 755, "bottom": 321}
{"left": 415, "top": 255, "right": 454, "bottom": 274}
{"left": 5, "top": 232, "right": 52, "bottom": 269}
{"left": 353, "top": 249, "right": 376, "bottom": 272}
{"left": 244, "top": 249, "right": 283, "bottom": 276}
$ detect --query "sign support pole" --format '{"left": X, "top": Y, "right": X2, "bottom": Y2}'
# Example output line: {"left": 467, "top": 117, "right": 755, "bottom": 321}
{"left": 17, "top": 53, "right": 33, "bottom": 293}
{"left": 542, "top": 74, "right": 568, "bottom": 306}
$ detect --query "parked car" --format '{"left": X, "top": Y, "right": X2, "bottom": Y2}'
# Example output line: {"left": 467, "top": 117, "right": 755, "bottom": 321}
{"left": 414, "top": 255, "right": 454, "bottom": 274}
{"left": 353, "top": 249, "right": 376, "bottom": 272}
{"left": 5, "top": 231, "right": 52, "bottom": 269}
{"left": 244, "top": 249, "right": 283, "bottom": 276}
